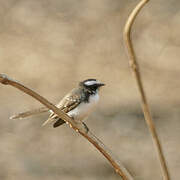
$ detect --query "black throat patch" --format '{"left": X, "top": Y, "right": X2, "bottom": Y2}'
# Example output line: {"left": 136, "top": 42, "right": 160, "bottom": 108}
{"left": 81, "top": 89, "right": 96, "bottom": 103}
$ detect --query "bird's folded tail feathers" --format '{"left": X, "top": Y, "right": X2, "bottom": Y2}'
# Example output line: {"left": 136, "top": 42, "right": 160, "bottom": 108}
{"left": 42, "top": 116, "right": 65, "bottom": 128}
{"left": 10, "top": 107, "right": 49, "bottom": 120}
{"left": 53, "top": 119, "right": 65, "bottom": 128}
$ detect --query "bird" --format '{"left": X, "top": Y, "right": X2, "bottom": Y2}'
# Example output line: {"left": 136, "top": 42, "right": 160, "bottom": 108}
{"left": 42, "top": 79, "right": 105, "bottom": 129}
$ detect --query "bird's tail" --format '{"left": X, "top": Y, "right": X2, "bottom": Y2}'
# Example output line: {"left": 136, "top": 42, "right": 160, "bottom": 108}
{"left": 10, "top": 107, "right": 49, "bottom": 120}
{"left": 42, "top": 117, "right": 65, "bottom": 127}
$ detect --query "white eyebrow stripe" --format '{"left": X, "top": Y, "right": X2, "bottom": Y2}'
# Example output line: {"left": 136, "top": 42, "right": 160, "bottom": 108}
{"left": 84, "top": 80, "right": 98, "bottom": 86}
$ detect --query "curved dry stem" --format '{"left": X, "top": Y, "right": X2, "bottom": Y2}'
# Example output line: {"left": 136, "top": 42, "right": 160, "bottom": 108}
{"left": 0, "top": 74, "right": 133, "bottom": 180}
{"left": 123, "top": 0, "right": 170, "bottom": 180}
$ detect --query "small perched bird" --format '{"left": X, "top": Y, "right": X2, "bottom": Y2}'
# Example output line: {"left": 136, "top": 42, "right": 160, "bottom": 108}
{"left": 42, "top": 79, "right": 105, "bottom": 128}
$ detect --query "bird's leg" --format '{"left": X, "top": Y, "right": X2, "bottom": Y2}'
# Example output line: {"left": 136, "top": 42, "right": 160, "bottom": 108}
{"left": 69, "top": 117, "right": 89, "bottom": 134}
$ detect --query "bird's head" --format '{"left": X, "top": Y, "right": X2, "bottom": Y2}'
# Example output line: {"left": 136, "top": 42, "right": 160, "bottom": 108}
{"left": 79, "top": 79, "right": 105, "bottom": 93}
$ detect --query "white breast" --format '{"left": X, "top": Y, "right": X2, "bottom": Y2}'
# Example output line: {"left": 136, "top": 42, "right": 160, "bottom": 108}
{"left": 67, "top": 93, "right": 99, "bottom": 121}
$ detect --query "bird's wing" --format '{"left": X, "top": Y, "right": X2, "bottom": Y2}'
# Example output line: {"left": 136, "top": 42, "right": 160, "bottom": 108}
{"left": 42, "top": 88, "right": 82, "bottom": 126}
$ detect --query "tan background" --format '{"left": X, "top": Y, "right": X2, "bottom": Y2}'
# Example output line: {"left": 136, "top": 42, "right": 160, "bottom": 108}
{"left": 0, "top": 0, "right": 180, "bottom": 179}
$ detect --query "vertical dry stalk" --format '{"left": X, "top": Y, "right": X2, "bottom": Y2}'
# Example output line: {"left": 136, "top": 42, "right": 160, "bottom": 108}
{"left": 0, "top": 74, "right": 133, "bottom": 180}
{"left": 123, "top": 0, "right": 170, "bottom": 180}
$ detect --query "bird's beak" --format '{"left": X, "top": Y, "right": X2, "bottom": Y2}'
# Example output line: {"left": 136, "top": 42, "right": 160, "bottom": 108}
{"left": 98, "top": 83, "right": 105, "bottom": 87}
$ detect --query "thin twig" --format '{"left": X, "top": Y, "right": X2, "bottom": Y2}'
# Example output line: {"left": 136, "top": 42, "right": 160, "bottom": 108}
{"left": 0, "top": 74, "right": 133, "bottom": 180}
{"left": 123, "top": 0, "right": 170, "bottom": 180}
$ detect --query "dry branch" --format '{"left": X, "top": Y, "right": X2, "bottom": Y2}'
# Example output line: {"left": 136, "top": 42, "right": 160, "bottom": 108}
{"left": 0, "top": 73, "right": 133, "bottom": 180}
{"left": 123, "top": 0, "right": 170, "bottom": 180}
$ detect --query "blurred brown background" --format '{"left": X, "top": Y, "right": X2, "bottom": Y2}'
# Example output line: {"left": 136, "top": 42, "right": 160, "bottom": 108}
{"left": 0, "top": 0, "right": 180, "bottom": 179}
